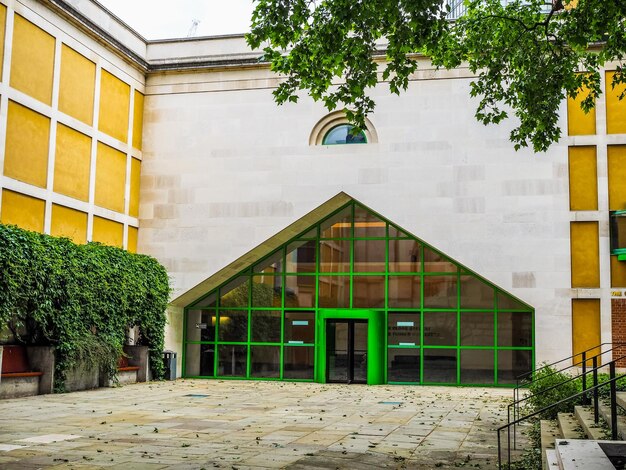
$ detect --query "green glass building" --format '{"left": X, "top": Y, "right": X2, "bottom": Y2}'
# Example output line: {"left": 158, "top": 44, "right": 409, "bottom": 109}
{"left": 183, "top": 198, "right": 534, "bottom": 386}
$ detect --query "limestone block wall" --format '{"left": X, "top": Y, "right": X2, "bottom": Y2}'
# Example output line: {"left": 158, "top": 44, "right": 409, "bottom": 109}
{"left": 142, "top": 59, "right": 574, "bottom": 365}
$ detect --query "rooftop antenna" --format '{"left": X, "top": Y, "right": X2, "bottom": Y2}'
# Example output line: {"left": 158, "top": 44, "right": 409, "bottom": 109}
{"left": 187, "top": 19, "right": 200, "bottom": 38}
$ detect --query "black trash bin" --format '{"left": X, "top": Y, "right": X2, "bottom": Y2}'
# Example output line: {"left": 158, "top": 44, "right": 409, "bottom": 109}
{"left": 163, "top": 350, "right": 177, "bottom": 380}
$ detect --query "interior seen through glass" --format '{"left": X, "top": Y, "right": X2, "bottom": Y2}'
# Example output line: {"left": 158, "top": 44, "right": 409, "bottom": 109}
{"left": 183, "top": 202, "right": 534, "bottom": 386}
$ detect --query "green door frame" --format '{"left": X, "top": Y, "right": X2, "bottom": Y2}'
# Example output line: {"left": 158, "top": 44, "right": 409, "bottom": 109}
{"left": 315, "top": 309, "right": 385, "bottom": 385}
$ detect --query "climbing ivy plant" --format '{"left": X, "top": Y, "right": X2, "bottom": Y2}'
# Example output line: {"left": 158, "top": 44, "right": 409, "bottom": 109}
{"left": 0, "top": 224, "right": 170, "bottom": 391}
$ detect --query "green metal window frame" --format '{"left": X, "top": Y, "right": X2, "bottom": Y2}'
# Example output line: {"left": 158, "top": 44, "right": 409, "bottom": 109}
{"left": 182, "top": 201, "right": 535, "bottom": 387}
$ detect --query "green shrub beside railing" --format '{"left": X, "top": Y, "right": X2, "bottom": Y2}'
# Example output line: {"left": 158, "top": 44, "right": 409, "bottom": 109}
{"left": 0, "top": 223, "right": 170, "bottom": 391}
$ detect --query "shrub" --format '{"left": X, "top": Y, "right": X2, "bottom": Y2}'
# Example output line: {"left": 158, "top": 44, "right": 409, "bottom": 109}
{"left": 524, "top": 365, "right": 582, "bottom": 420}
{"left": 0, "top": 224, "right": 170, "bottom": 390}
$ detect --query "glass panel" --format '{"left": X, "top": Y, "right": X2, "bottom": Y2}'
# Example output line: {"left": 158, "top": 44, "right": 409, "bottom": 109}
{"left": 192, "top": 292, "right": 217, "bottom": 308}
{"left": 327, "top": 321, "right": 348, "bottom": 382}
{"left": 423, "top": 349, "right": 457, "bottom": 383}
{"left": 387, "top": 349, "right": 420, "bottom": 382}
{"left": 319, "top": 239, "right": 350, "bottom": 272}
{"left": 497, "top": 350, "right": 532, "bottom": 384}
{"left": 354, "top": 205, "right": 386, "bottom": 237}
{"left": 389, "top": 239, "right": 421, "bottom": 272}
{"left": 423, "top": 248, "right": 457, "bottom": 273}
{"left": 252, "top": 275, "right": 282, "bottom": 308}
{"left": 353, "top": 276, "right": 385, "bottom": 308}
{"left": 283, "top": 346, "right": 314, "bottom": 379}
{"left": 460, "top": 349, "right": 494, "bottom": 384}
{"left": 353, "top": 322, "right": 368, "bottom": 383}
{"left": 285, "top": 275, "right": 316, "bottom": 308}
{"left": 497, "top": 292, "right": 528, "bottom": 310}
{"left": 319, "top": 276, "right": 350, "bottom": 308}
{"left": 389, "top": 225, "right": 410, "bottom": 238}
{"left": 388, "top": 312, "right": 420, "bottom": 346}
{"left": 460, "top": 275, "right": 494, "bottom": 309}
{"left": 220, "top": 276, "right": 249, "bottom": 308}
{"left": 253, "top": 250, "right": 283, "bottom": 274}
{"left": 498, "top": 312, "right": 533, "bottom": 347}
{"left": 320, "top": 206, "right": 352, "bottom": 238}
{"left": 285, "top": 240, "right": 316, "bottom": 273}
{"left": 285, "top": 311, "right": 315, "bottom": 343}
{"left": 460, "top": 312, "right": 494, "bottom": 346}
{"left": 423, "top": 311, "right": 457, "bottom": 346}
{"left": 218, "top": 310, "right": 248, "bottom": 342}
{"left": 251, "top": 310, "right": 281, "bottom": 343}
{"left": 217, "top": 345, "right": 247, "bottom": 377}
{"left": 388, "top": 276, "right": 420, "bottom": 308}
{"left": 353, "top": 239, "right": 385, "bottom": 272}
{"left": 250, "top": 346, "right": 280, "bottom": 378}
{"left": 611, "top": 213, "right": 626, "bottom": 251}
{"left": 423, "top": 275, "right": 458, "bottom": 309}
{"left": 322, "top": 124, "right": 366, "bottom": 145}
{"left": 298, "top": 227, "right": 317, "bottom": 239}
{"left": 184, "top": 343, "right": 215, "bottom": 377}
{"left": 186, "top": 309, "right": 216, "bottom": 342}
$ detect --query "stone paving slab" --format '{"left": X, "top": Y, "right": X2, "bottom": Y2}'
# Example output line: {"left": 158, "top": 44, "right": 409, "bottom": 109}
{"left": 0, "top": 379, "right": 515, "bottom": 469}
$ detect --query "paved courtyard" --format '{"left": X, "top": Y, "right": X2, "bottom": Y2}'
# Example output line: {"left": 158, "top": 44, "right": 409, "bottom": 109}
{"left": 0, "top": 380, "right": 515, "bottom": 469}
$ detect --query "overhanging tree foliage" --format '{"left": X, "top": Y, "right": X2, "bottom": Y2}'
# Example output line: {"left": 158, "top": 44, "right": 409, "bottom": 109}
{"left": 0, "top": 224, "right": 170, "bottom": 390}
{"left": 247, "top": 0, "right": 626, "bottom": 152}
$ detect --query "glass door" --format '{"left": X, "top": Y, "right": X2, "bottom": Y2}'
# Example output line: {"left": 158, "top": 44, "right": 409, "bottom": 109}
{"left": 326, "top": 320, "right": 368, "bottom": 384}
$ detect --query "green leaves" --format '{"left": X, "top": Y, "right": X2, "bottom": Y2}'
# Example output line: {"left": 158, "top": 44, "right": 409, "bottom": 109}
{"left": 247, "top": 0, "right": 626, "bottom": 152}
{"left": 0, "top": 224, "right": 170, "bottom": 390}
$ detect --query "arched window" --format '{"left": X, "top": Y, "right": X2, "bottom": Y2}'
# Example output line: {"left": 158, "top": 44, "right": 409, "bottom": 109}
{"left": 322, "top": 124, "right": 367, "bottom": 145}
{"left": 309, "top": 111, "right": 378, "bottom": 145}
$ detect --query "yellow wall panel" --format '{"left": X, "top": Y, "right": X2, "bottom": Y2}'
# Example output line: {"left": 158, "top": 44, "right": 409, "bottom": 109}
{"left": 611, "top": 256, "right": 626, "bottom": 288}
{"left": 570, "top": 222, "right": 600, "bottom": 288}
{"left": 567, "top": 86, "right": 596, "bottom": 136}
{"left": 0, "top": 189, "right": 45, "bottom": 232}
{"left": 129, "top": 157, "right": 141, "bottom": 217}
{"left": 53, "top": 124, "right": 91, "bottom": 201}
{"left": 92, "top": 216, "right": 123, "bottom": 247}
{"left": 50, "top": 204, "right": 87, "bottom": 244}
{"left": 4, "top": 101, "right": 50, "bottom": 188}
{"left": 132, "top": 90, "right": 144, "bottom": 150}
{"left": 606, "top": 71, "right": 626, "bottom": 135}
{"left": 127, "top": 226, "right": 138, "bottom": 253}
{"left": 608, "top": 145, "right": 626, "bottom": 211}
{"left": 572, "top": 299, "right": 601, "bottom": 365}
{"left": 58, "top": 45, "right": 95, "bottom": 125}
{"left": 0, "top": 5, "right": 7, "bottom": 80}
{"left": 568, "top": 146, "right": 597, "bottom": 210}
{"left": 98, "top": 70, "right": 130, "bottom": 142}
{"left": 10, "top": 15, "right": 55, "bottom": 105}
{"left": 95, "top": 142, "right": 126, "bottom": 213}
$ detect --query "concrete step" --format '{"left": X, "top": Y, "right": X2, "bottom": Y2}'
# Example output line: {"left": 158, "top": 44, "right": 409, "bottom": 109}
{"left": 557, "top": 413, "right": 585, "bottom": 440}
{"left": 541, "top": 419, "right": 562, "bottom": 470}
{"left": 617, "top": 391, "right": 626, "bottom": 410}
{"left": 574, "top": 406, "right": 608, "bottom": 440}
{"left": 545, "top": 448, "right": 561, "bottom": 470}
{"left": 598, "top": 403, "right": 626, "bottom": 439}
{"left": 555, "top": 439, "right": 616, "bottom": 470}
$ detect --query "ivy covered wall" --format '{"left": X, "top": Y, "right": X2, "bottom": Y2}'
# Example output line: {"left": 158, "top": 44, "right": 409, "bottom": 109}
{"left": 0, "top": 223, "right": 170, "bottom": 390}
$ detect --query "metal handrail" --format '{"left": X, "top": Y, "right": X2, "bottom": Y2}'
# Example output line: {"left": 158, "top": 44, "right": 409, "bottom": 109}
{"left": 511, "top": 343, "right": 626, "bottom": 449}
{"left": 498, "top": 358, "right": 626, "bottom": 469}
{"left": 516, "top": 342, "right": 625, "bottom": 383}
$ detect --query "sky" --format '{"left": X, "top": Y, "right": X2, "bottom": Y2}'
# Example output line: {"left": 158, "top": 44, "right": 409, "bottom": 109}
{"left": 97, "top": 0, "right": 255, "bottom": 39}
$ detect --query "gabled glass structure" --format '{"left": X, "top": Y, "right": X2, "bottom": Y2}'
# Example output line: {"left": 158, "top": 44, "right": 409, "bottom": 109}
{"left": 183, "top": 199, "right": 534, "bottom": 386}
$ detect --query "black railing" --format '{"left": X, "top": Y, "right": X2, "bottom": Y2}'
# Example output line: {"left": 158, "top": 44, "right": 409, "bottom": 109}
{"left": 511, "top": 342, "right": 626, "bottom": 448}
{"left": 498, "top": 357, "right": 626, "bottom": 469}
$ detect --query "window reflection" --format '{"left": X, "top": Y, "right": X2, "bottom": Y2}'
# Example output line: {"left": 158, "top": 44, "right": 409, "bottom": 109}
{"left": 389, "top": 239, "right": 421, "bottom": 272}
{"left": 322, "top": 124, "right": 366, "bottom": 145}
